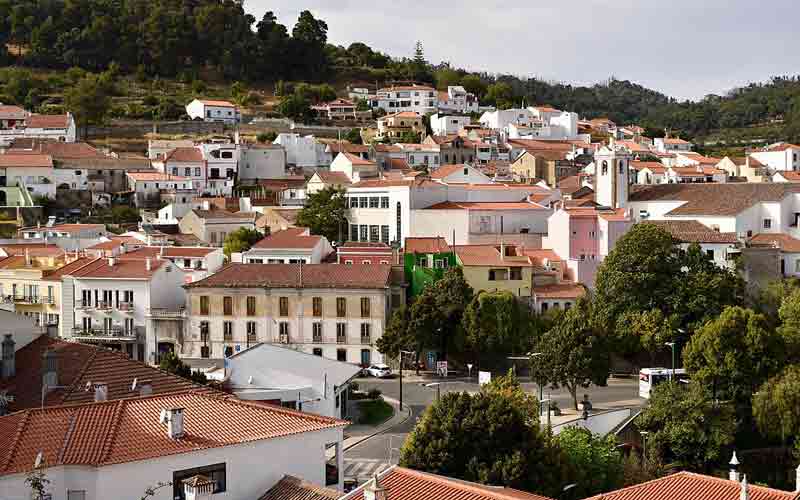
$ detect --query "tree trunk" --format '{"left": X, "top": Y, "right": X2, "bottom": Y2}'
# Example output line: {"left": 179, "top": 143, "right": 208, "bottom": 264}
{"left": 568, "top": 383, "right": 579, "bottom": 410}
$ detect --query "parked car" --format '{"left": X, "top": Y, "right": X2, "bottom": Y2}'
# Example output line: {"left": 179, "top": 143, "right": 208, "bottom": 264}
{"left": 365, "top": 364, "right": 392, "bottom": 378}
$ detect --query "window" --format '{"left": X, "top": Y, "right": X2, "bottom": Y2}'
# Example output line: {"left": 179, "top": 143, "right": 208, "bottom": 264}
{"left": 201, "top": 345, "right": 210, "bottom": 358}
{"left": 195, "top": 167, "right": 201, "bottom": 176}
{"left": 510, "top": 268, "right": 522, "bottom": 280}
{"left": 336, "top": 297, "right": 347, "bottom": 317}
{"left": 361, "top": 298, "right": 371, "bottom": 318}
{"left": 345, "top": 260, "right": 353, "bottom": 265}
{"left": 350, "top": 197, "right": 359, "bottom": 208}
{"left": 359, "top": 197, "right": 368, "bottom": 208}
{"left": 360, "top": 323, "right": 371, "bottom": 344}
{"left": 223, "top": 321, "right": 233, "bottom": 341}
{"left": 225, "top": 346, "right": 233, "bottom": 357}
{"left": 337, "top": 323, "right": 347, "bottom": 343}
{"left": 350, "top": 224, "right": 359, "bottom": 241}
{"left": 67, "top": 490, "right": 86, "bottom": 500}
{"left": 381, "top": 225, "right": 390, "bottom": 244}
{"left": 706, "top": 249, "right": 715, "bottom": 260}
{"left": 764, "top": 218, "right": 772, "bottom": 229}
{"left": 619, "top": 160, "right": 625, "bottom": 174}
{"left": 247, "top": 296, "right": 256, "bottom": 316}
{"left": 247, "top": 321, "right": 257, "bottom": 342}
{"left": 380, "top": 197, "right": 390, "bottom": 208}
{"left": 184, "top": 167, "right": 191, "bottom": 176}
{"left": 434, "top": 259, "right": 448, "bottom": 269}
{"left": 223, "top": 296, "right": 233, "bottom": 315}
{"left": 200, "top": 321, "right": 210, "bottom": 342}
{"left": 200, "top": 296, "right": 209, "bottom": 315}
{"left": 541, "top": 302, "right": 549, "bottom": 312}
{"left": 313, "top": 348, "right": 323, "bottom": 356}
{"left": 313, "top": 322, "right": 323, "bottom": 342}
{"left": 360, "top": 225, "right": 368, "bottom": 241}
{"left": 172, "top": 167, "right": 179, "bottom": 175}
{"left": 601, "top": 161, "right": 608, "bottom": 175}
{"left": 173, "top": 463, "right": 226, "bottom": 499}
{"left": 279, "top": 297, "right": 289, "bottom": 316}
{"left": 369, "top": 225, "right": 379, "bottom": 242}
{"left": 313, "top": 297, "right": 323, "bottom": 316}
{"left": 369, "top": 197, "right": 380, "bottom": 208}
{"left": 488, "top": 269, "right": 508, "bottom": 281}
{"left": 337, "top": 349, "right": 347, "bottom": 361}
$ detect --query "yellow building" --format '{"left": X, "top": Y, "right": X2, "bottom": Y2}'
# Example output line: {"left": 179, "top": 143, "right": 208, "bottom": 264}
{"left": 0, "top": 247, "right": 79, "bottom": 329}
{"left": 375, "top": 111, "right": 425, "bottom": 141}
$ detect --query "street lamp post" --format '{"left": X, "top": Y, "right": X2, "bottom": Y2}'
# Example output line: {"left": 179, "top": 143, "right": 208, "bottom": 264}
{"left": 664, "top": 342, "right": 676, "bottom": 381}
{"left": 422, "top": 382, "right": 441, "bottom": 401}
{"left": 640, "top": 431, "right": 649, "bottom": 469}
{"left": 398, "top": 350, "right": 414, "bottom": 411}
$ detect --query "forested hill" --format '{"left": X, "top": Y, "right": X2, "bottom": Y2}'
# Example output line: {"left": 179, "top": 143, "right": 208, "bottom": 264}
{"left": 1, "top": 0, "right": 800, "bottom": 142}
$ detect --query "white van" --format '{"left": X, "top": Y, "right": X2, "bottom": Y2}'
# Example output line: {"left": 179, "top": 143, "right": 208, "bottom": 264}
{"left": 639, "top": 367, "right": 689, "bottom": 399}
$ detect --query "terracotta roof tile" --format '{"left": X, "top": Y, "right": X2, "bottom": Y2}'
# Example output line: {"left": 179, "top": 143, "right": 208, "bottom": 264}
{"left": 426, "top": 201, "right": 546, "bottom": 210}
{"left": 405, "top": 237, "right": 452, "bottom": 254}
{"left": 64, "top": 256, "right": 166, "bottom": 279}
{"left": 642, "top": 220, "right": 738, "bottom": 244}
{"left": 314, "top": 171, "right": 352, "bottom": 184}
{"left": 750, "top": 233, "right": 800, "bottom": 253}
{"left": 341, "top": 152, "right": 376, "bottom": 166}
{"left": 0, "top": 153, "right": 53, "bottom": 168}
{"left": 252, "top": 228, "right": 322, "bottom": 250}
{"left": 186, "top": 263, "right": 391, "bottom": 289}
{"left": 584, "top": 471, "right": 797, "bottom": 500}
{"left": 327, "top": 142, "right": 370, "bottom": 154}
{"left": 165, "top": 147, "right": 203, "bottom": 163}
{"left": 629, "top": 183, "right": 800, "bottom": 217}
{"left": 259, "top": 475, "right": 339, "bottom": 500}
{"left": 345, "top": 467, "right": 552, "bottom": 500}
{"left": 455, "top": 245, "right": 534, "bottom": 267}
{"left": 25, "top": 114, "right": 70, "bottom": 129}
{"left": 199, "top": 99, "right": 236, "bottom": 107}
{"left": 0, "top": 391, "right": 346, "bottom": 475}
{"left": 0, "top": 336, "right": 204, "bottom": 413}
{"left": 534, "top": 283, "right": 586, "bottom": 299}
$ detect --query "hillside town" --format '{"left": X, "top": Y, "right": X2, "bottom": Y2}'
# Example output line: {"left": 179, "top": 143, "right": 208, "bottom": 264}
{"left": 2, "top": 3, "right": 800, "bottom": 500}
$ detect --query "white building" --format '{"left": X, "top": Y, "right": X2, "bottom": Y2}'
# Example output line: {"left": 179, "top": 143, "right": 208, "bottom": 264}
{"left": 372, "top": 84, "right": 437, "bottom": 115}
{"left": 147, "top": 139, "right": 195, "bottom": 160}
{"left": 224, "top": 342, "right": 361, "bottom": 419}
{"left": 437, "top": 86, "right": 480, "bottom": 114}
{"left": 153, "top": 147, "right": 207, "bottom": 194}
{"left": 750, "top": 143, "right": 800, "bottom": 172}
{"left": 240, "top": 228, "right": 333, "bottom": 264}
{"left": 185, "top": 99, "right": 241, "bottom": 124}
{"left": 239, "top": 143, "right": 287, "bottom": 180}
{"left": 479, "top": 108, "right": 535, "bottom": 130}
{"left": 330, "top": 152, "right": 380, "bottom": 183}
{"left": 0, "top": 391, "right": 346, "bottom": 500}
{"left": 126, "top": 172, "right": 193, "bottom": 208}
{"left": 0, "top": 112, "right": 77, "bottom": 147}
{"left": 60, "top": 256, "right": 186, "bottom": 364}
{"left": 430, "top": 113, "right": 471, "bottom": 136}
{"left": 429, "top": 163, "right": 492, "bottom": 184}
{"left": 200, "top": 142, "right": 238, "bottom": 195}
{"left": 122, "top": 246, "right": 225, "bottom": 284}
{"left": 654, "top": 136, "right": 694, "bottom": 153}
{"left": 594, "top": 142, "right": 631, "bottom": 209}
{"left": 642, "top": 220, "right": 739, "bottom": 270}
{"left": 274, "top": 133, "right": 329, "bottom": 169}
{"left": 0, "top": 153, "right": 56, "bottom": 199}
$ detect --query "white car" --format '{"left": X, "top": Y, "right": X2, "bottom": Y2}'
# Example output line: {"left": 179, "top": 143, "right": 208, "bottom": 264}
{"left": 365, "top": 364, "right": 392, "bottom": 378}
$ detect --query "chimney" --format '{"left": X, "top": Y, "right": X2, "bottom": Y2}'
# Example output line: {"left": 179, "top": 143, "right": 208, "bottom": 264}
{"left": 42, "top": 349, "right": 57, "bottom": 389}
{"left": 146, "top": 258, "right": 152, "bottom": 271}
{"left": 183, "top": 475, "right": 214, "bottom": 500}
{"left": 1, "top": 334, "right": 15, "bottom": 378}
{"left": 740, "top": 476, "right": 749, "bottom": 500}
{"left": 363, "top": 474, "right": 386, "bottom": 500}
{"left": 139, "top": 379, "right": 153, "bottom": 397}
{"left": 93, "top": 383, "right": 108, "bottom": 402}
{"left": 108, "top": 257, "right": 115, "bottom": 267}
{"left": 729, "top": 451, "right": 740, "bottom": 482}
{"left": 161, "top": 407, "right": 185, "bottom": 439}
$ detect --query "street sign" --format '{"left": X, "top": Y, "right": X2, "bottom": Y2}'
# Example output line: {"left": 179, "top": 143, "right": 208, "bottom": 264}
{"left": 478, "top": 371, "right": 491, "bottom": 386}
{"left": 436, "top": 361, "right": 448, "bottom": 378}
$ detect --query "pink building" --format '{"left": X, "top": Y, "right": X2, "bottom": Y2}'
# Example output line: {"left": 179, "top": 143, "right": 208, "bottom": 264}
{"left": 547, "top": 206, "right": 632, "bottom": 287}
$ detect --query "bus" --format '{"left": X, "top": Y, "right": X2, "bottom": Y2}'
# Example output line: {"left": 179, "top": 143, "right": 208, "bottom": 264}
{"left": 639, "top": 368, "right": 689, "bottom": 399}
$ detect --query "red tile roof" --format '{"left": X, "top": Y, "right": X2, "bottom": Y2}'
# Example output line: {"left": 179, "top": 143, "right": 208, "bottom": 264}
{"left": 777, "top": 171, "right": 800, "bottom": 181}
{"left": 25, "top": 114, "right": 70, "bottom": 129}
{"left": 327, "top": 142, "right": 370, "bottom": 154}
{"left": 0, "top": 153, "right": 53, "bottom": 168}
{"left": 405, "top": 237, "right": 452, "bottom": 254}
{"left": 123, "top": 246, "right": 219, "bottom": 258}
{"left": 165, "top": 147, "right": 203, "bottom": 163}
{"left": 761, "top": 143, "right": 800, "bottom": 152}
{"left": 0, "top": 336, "right": 204, "bottom": 413}
{"left": 0, "top": 243, "right": 64, "bottom": 258}
{"left": 24, "top": 141, "right": 105, "bottom": 159}
{"left": 341, "top": 152, "right": 376, "bottom": 166}
{"left": 387, "top": 158, "right": 411, "bottom": 170}
{"left": 345, "top": 466, "right": 552, "bottom": 500}
{"left": 63, "top": 256, "right": 166, "bottom": 279}
{"left": 426, "top": 201, "right": 547, "bottom": 210}
{"left": 186, "top": 263, "right": 391, "bottom": 289}
{"left": 314, "top": 171, "right": 352, "bottom": 184}
{"left": 259, "top": 475, "right": 339, "bottom": 500}
{"left": 0, "top": 391, "right": 345, "bottom": 475}
{"left": 662, "top": 137, "right": 691, "bottom": 145}
{"left": 127, "top": 172, "right": 189, "bottom": 182}
{"left": 0, "top": 105, "right": 27, "bottom": 118}
{"left": 629, "top": 183, "right": 800, "bottom": 216}
{"left": 431, "top": 164, "right": 469, "bottom": 179}
{"left": 199, "top": 99, "right": 236, "bottom": 107}
{"left": 252, "top": 228, "right": 322, "bottom": 250}
{"left": 631, "top": 161, "right": 667, "bottom": 174}
{"left": 534, "top": 283, "right": 586, "bottom": 299}
{"left": 455, "top": 245, "right": 534, "bottom": 267}
{"left": 584, "top": 471, "right": 798, "bottom": 500}
{"left": 642, "top": 220, "right": 738, "bottom": 244}
{"left": 749, "top": 233, "right": 800, "bottom": 253}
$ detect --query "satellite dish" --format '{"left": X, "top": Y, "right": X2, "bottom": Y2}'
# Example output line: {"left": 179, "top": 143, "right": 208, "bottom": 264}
{"left": 131, "top": 378, "right": 138, "bottom": 391}
{"left": 34, "top": 451, "right": 43, "bottom": 469}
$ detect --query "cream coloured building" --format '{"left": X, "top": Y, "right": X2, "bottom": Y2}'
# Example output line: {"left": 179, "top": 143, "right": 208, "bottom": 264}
{"left": 184, "top": 264, "right": 404, "bottom": 365}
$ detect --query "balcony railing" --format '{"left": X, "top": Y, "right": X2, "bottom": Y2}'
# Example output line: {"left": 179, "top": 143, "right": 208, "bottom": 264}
{"left": 71, "top": 327, "right": 137, "bottom": 341}
{"left": 147, "top": 307, "right": 186, "bottom": 319}
{"left": 12, "top": 295, "right": 51, "bottom": 304}
{"left": 313, "top": 334, "right": 323, "bottom": 343}
{"left": 76, "top": 299, "right": 93, "bottom": 309}
{"left": 96, "top": 301, "right": 112, "bottom": 311}
{"left": 118, "top": 302, "right": 134, "bottom": 312}
{"left": 361, "top": 335, "right": 371, "bottom": 345}
{"left": 337, "top": 335, "right": 346, "bottom": 344}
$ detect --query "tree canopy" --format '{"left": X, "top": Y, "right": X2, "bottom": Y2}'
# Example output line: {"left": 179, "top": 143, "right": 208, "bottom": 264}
{"left": 222, "top": 227, "right": 265, "bottom": 259}
{"left": 753, "top": 366, "right": 800, "bottom": 444}
{"left": 557, "top": 427, "right": 625, "bottom": 498}
{"left": 400, "top": 374, "right": 566, "bottom": 498}
{"left": 296, "top": 186, "right": 348, "bottom": 243}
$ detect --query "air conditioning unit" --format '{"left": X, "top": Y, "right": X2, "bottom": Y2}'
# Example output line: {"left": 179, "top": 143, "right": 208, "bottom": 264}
{"left": 279, "top": 333, "right": 289, "bottom": 344}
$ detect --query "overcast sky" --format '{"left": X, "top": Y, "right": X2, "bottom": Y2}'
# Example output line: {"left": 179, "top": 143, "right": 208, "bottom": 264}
{"left": 245, "top": 1, "right": 800, "bottom": 101}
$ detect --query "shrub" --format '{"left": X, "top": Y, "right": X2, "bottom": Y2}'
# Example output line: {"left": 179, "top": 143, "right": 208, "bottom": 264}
{"left": 367, "top": 388, "right": 382, "bottom": 400}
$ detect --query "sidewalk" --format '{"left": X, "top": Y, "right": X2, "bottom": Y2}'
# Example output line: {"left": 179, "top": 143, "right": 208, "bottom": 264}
{"left": 326, "top": 396, "right": 411, "bottom": 460}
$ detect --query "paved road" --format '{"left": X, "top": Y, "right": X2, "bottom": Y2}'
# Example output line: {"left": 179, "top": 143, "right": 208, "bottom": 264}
{"left": 344, "top": 376, "right": 642, "bottom": 474}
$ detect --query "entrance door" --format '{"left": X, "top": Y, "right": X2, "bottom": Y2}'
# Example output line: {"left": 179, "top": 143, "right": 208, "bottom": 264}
{"left": 360, "top": 349, "right": 371, "bottom": 366}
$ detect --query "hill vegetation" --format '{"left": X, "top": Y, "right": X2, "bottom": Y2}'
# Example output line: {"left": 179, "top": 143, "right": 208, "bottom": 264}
{"left": 2, "top": 0, "right": 800, "bottom": 145}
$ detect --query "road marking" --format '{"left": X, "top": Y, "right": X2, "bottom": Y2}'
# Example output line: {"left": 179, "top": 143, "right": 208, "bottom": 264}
{"left": 343, "top": 459, "right": 390, "bottom": 480}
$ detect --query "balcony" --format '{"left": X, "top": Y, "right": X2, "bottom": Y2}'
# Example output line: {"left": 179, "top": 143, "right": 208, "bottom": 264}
{"left": 76, "top": 299, "right": 93, "bottom": 310}
{"left": 337, "top": 335, "right": 346, "bottom": 345}
{"left": 13, "top": 295, "right": 47, "bottom": 305}
{"left": 96, "top": 301, "right": 112, "bottom": 311}
{"left": 71, "top": 327, "right": 137, "bottom": 342}
{"left": 118, "top": 302, "right": 134, "bottom": 313}
{"left": 147, "top": 307, "right": 186, "bottom": 319}
{"left": 361, "top": 335, "right": 371, "bottom": 345}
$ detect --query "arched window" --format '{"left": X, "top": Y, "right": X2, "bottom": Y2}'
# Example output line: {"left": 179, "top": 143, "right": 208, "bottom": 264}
{"left": 601, "top": 161, "right": 608, "bottom": 175}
